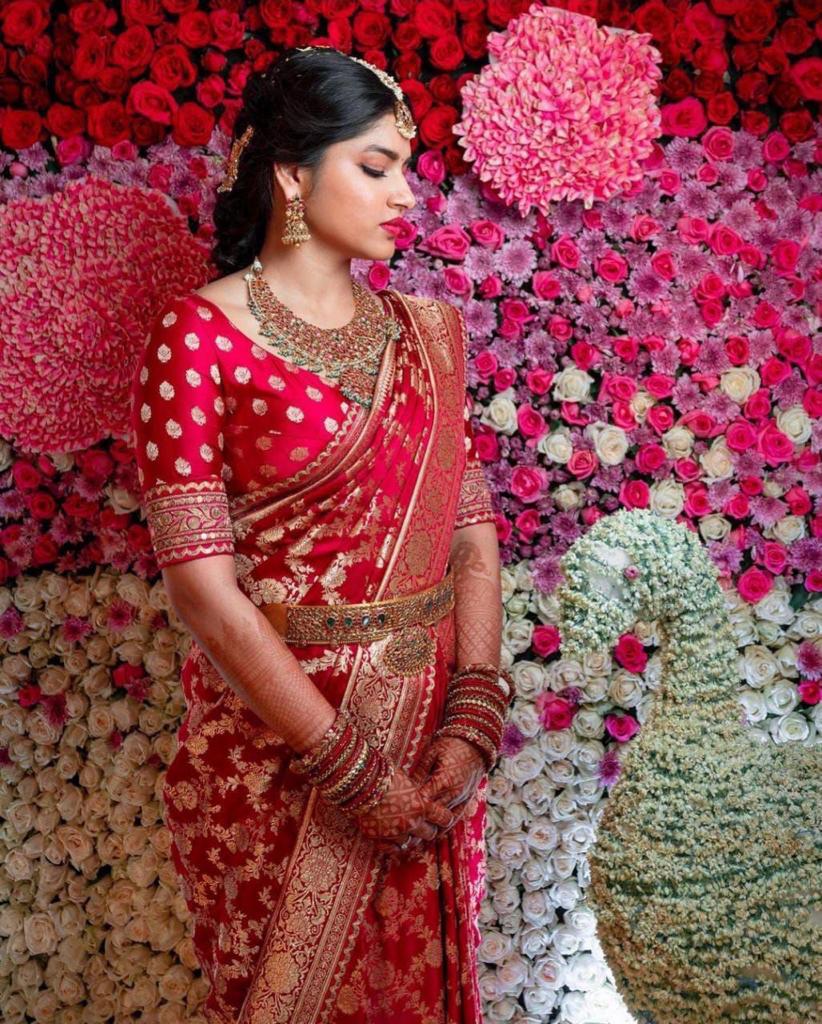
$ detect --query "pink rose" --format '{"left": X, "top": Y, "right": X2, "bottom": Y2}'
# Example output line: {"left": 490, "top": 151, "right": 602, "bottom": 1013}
{"left": 499, "top": 298, "right": 532, "bottom": 324}
{"left": 595, "top": 250, "right": 628, "bottom": 283}
{"left": 474, "top": 431, "right": 499, "bottom": 462}
{"left": 709, "top": 224, "right": 742, "bottom": 255}
{"left": 468, "top": 219, "right": 505, "bottom": 250}
{"left": 613, "top": 336, "right": 639, "bottom": 361}
{"left": 536, "top": 691, "right": 576, "bottom": 731}
{"left": 674, "top": 458, "right": 700, "bottom": 482}
{"left": 798, "top": 680, "right": 821, "bottom": 705}
{"left": 532, "top": 271, "right": 561, "bottom": 300}
{"left": 771, "top": 239, "right": 800, "bottom": 271}
{"left": 619, "top": 479, "right": 650, "bottom": 509}
{"left": 644, "top": 374, "right": 675, "bottom": 398}
{"left": 494, "top": 367, "right": 517, "bottom": 390}
{"left": 630, "top": 215, "right": 660, "bottom": 241}
{"left": 658, "top": 168, "right": 682, "bottom": 194}
{"left": 474, "top": 350, "right": 498, "bottom": 381}
{"left": 416, "top": 148, "right": 446, "bottom": 184}
{"left": 515, "top": 509, "right": 540, "bottom": 541}
{"left": 420, "top": 225, "right": 471, "bottom": 260}
{"left": 762, "top": 131, "right": 790, "bottom": 162}
{"left": 517, "top": 404, "right": 547, "bottom": 441}
{"left": 442, "top": 266, "right": 472, "bottom": 296}
{"left": 763, "top": 541, "right": 787, "bottom": 575}
{"left": 635, "top": 443, "right": 667, "bottom": 473}
{"left": 746, "top": 167, "right": 768, "bottom": 190}
{"left": 646, "top": 405, "right": 674, "bottom": 433}
{"left": 737, "top": 566, "right": 773, "bottom": 604}
{"left": 605, "top": 713, "right": 640, "bottom": 742}
{"left": 677, "top": 216, "right": 710, "bottom": 244}
{"left": 702, "top": 125, "right": 735, "bottom": 160}
{"left": 571, "top": 341, "right": 597, "bottom": 371}
{"left": 650, "top": 250, "right": 676, "bottom": 280}
{"left": 724, "top": 493, "right": 750, "bottom": 519}
{"left": 526, "top": 368, "right": 553, "bottom": 395}
{"left": 532, "top": 625, "right": 561, "bottom": 657}
{"left": 726, "top": 419, "right": 757, "bottom": 452}
{"left": 684, "top": 483, "right": 711, "bottom": 517}
{"left": 567, "top": 450, "right": 597, "bottom": 479}
{"left": 759, "top": 357, "right": 790, "bottom": 386}
{"left": 601, "top": 374, "right": 637, "bottom": 402}
{"left": 697, "top": 163, "right": 719, "bottom": 185}
{"left": 478, "top": 275, "right": 503, "bottom": 299}
{"left": 548, "top": 315, "right": 573, "bottom": 341}
{"left": 551, "top": 235, "right": 580, "bottom": 269}
{"left": 661, "top": 96, "right": 708, "bottom": 137}
{"left": 367, "top": 262, "right": 391, "bottom": 290}
{"left": 700, "top": 299, "right": 726, "bottom": 326}
{"left": 757, "top": 423, "right": 794, "bottom": 465}
{"left": 509, "top": 465, "right": 547, "bottom": 503}
{"left": 611, "top": 401, "right": 637, "bottom": 430}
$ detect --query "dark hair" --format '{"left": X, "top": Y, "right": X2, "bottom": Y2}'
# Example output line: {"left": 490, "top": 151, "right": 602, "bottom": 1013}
{"left": 212, "top": 48, "right": 398, "bottom": 276}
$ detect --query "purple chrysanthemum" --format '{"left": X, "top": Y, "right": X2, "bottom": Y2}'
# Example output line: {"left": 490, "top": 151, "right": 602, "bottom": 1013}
{"left": 500, "top": 723, "right": 528, "bottom": 757}
{"left": 598, "top": 749, "right": 622, "bottom": 786}
{"left": 796, "top": 641, "right": 822, "bottom": 681}
{"left": 749, "top": 495, "right": 788, "bottom": 529}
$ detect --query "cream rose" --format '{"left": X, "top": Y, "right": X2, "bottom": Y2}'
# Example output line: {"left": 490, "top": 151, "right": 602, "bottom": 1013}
{"left": 720, "top": 365, "right": 759, "bottom": 403}
{"left": 650, "top": 479, "right": 685, "bottom": 518}
{"left": 480, "top": 391, "right": 518, "bottom": 435}
{"left": 776, "top": 405, "right": 812, "bottom": 445}
{"left": 23, "top": 912, "right": 58, "bottom": 955}
{"left": 552, "top": 367, "right": 594, "bottom": 403}
{"left": 770, "top": 515, "right": 805, "bottom": 545}
{"left": 661, "top": 426, "right": 694, "bottom": 459}
{"left": 539, "top": 430, "right": 573, "bottom": 463}
{"left": 554, "top": 485, "right": 582, "bottom": 511}
{"left": 608, "top": 671, "right": 643, "bottom": 707}
{"left": 588, "top": 422, "right": 629, "bottom": 466}
{"left": 700, "top": 440, "right": 734, "bottom": 481}
{"left": 630, "top": 389, "right": 654, "bottom": 422}
{"left": 741, "top": 645, "right": 779, "bottom": 688}
{"left": 699, "top": 514, "right": 731, "bottom": 542}
{"left": 772, "top": 712, "right": 810, "bottom": 744}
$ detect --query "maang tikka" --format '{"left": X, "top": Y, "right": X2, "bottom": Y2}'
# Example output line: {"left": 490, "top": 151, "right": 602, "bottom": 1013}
{"left": 216, "top": 46, "right": 416, "bottom": 195}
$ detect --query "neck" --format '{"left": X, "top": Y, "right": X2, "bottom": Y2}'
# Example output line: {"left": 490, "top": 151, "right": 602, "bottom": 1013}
{"left": 254, "top": 235, "right": 355, "bottom": 320}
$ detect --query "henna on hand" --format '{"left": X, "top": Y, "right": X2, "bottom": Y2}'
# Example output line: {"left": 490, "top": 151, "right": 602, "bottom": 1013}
{"left": 353, "top": 765, "right": 454, "bottom": 853}
{"left": 414, "top": 735, "right": 485, "bottom": 833}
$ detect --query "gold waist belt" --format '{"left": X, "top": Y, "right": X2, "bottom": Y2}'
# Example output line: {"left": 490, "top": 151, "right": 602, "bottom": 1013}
{"left": 260, "top": 571, "right": 455, "bottom": 648}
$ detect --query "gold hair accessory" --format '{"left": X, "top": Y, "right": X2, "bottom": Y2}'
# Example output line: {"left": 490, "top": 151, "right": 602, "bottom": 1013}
{"left": 217, "top": 124, "right": 254, "bottom": 193}
{"left": 295, "top": 45, "right": 416, "bottom": 140}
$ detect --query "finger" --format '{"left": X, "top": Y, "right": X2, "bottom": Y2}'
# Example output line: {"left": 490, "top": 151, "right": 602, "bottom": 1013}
{"left": 423, "top": 799, "right": 453, "bottom": 830}
{"left": 410, "top": 820, "right": 438, "bottom": 843}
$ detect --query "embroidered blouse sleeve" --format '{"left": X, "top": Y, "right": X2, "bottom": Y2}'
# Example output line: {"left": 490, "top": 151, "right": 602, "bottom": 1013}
{"left": 452, "top": 306, "right": 496, "bottom": 530}
{"left": 130, "top": 297, "right": 235, "bottom": 569}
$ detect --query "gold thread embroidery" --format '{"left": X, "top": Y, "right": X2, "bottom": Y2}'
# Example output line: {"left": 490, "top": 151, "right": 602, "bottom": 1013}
{"left": 143, "top": 479, "right": 235, "bottom": 567}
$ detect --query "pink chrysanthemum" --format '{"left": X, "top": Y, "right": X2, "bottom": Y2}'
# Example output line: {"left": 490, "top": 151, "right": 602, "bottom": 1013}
{"left": 453, "top": 5, "right": 662, "bottom": 214}
{"left": 0, "top": 178, "right": 211, "bottom": 454}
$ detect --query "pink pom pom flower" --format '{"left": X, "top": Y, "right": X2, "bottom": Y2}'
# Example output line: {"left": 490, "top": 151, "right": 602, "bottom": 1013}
{"left": 453, "top": 4, "right": 663, "bottom": 214}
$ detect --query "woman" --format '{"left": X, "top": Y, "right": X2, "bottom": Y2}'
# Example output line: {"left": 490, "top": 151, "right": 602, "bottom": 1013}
{"left": 131, "top": 46, "right": 510, "bottom": 1024}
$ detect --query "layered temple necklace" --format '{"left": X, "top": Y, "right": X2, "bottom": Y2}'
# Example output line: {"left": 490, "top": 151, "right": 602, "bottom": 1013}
{"left": 244, "top": 256, "right": 402, "bottom": 410}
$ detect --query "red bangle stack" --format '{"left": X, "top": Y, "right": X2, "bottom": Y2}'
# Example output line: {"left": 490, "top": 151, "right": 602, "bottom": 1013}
{"left": 290, "top": 710, "right": 395, "bottom": 817}
{"left": 437, "top": 662, "right": 514, "bottom": 771}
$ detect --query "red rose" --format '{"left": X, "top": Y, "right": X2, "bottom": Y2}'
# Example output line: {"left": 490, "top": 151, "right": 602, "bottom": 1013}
{"left": 474, "top": 430, "right": 499, "bottom": 462}
{"left": 172, "top": 101, "right": 214, "bottom": 146}
{"left": 701, "top": 125, "right": 734, "bottom": 161}
{"left": 45, "top": 102, "right": 85, "bottom": 138}
{"left": 634, "top": 444, "right": 667, "bottom": 473}
{"left": 706, "top": 92, "right": 738, "bottom": 125}
{"left": 532, "top": 625, "right": 561, "bottom": 657}
{"left": 196, "top": 74, "right": 225, "bottom": 109}
{"left": 418, "top": 104, "right": 457, "bottom": 148}
{"left": 413, "top": 0, "right": 456, "bottom": 39}
{"left": 84, "top": 100, "right": 127, "bottom": 144}
{"left": 112, "top": 25, "right": 154, "bottom": 73}
{"left": 646, "top": 405, "right": 674, "bottom": 433}
{"left": 684, "top": 3, "right": 724, "bottom": 45}
{"left": 614, "top": 634, "right": 648, "bottom": 674}
{"left": 537, "top": 693, "right": 576, "bottom": 731}
{"left": 150, "top": 44, "right": 196, "bottom": 91}
{"left": 619, "top": 479, "right": 650, "bottom": 509}
{"left": 121, "top": 0, "right": 165, "bottom": 26}
{"left": 352, "top": 11, "right": 391, "bottom": 50}
{"left": 785, "top": 486, "right": 811, "bottom": 516}
{"left": 462, "top": 20, "right": 489, "bottom": 60}
{"left": 737, "top": 566, "right": 772, "bottom": 604}
{"left": 741, "top": 110, "right": 771, "bottom": 136}
{"left": 209, "top": 9, "right": 244, "bottom": 51}
{"left": 177, "top": 11, "right": 212, "bottom": 48}
{"left": 0, "top": 0, "right": 49, "bottom": 46}
{"left": 0, "top": 108, "right": 41, "bottom": 149}
{"left": 780, "top": 110, "right": 815, "bottom": 143}
{"left": 724, "top": 493, "right": 750, "bottom": 519}
{"left": 732, "top": 3, "right": 777, "bottom": 43}
{"left": 394, "top": 22, "right": 422, "bottom": 52}
{"left": 791, "top": 57, "right": 822, "bottom": 102}
{"left": 127, "top": 81, "right": 177, "bottom": 125}
{"left": 429, "top": 32, "right": 464, "bottom": 71}
{"left": 71, "top": 31, "right": 107, "bottom": 81}
{"left": 662, "top": 97, "right": 708, "bottom": 137}
{"left": 634, "top": 0, "right": 675, "bottom": 40}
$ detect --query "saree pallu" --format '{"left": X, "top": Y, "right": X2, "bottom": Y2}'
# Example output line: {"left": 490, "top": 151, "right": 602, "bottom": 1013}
{"left": 135, "top": 289, "right": 495, "bottom": 1024}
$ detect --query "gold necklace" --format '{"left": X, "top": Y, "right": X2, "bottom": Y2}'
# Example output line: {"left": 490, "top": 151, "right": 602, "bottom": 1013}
{"left": 244, "top": 257, "right": 401, "bottom": 409}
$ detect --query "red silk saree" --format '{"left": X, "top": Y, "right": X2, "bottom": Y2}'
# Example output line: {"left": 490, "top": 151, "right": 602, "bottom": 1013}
{"left": 131, "top": 286, "right": 497, "bottom": 1024}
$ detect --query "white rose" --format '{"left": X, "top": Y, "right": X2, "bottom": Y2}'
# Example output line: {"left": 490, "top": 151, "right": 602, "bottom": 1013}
{"left": 520, "top": 777, "right": 554, "bottom": 816}
{"left": 552, "top": 925, "right": 582, "bottom": 956}
{"left": 521, "top": 891, "right": 557, "bottom": 928}
{"left": 499, "top": 567, "right": 517, "bottom": 603}
{"left": 539, "top": 430, "right": 573, "bottom": 463}
{"left": 545, "top": 760, "right": 576, "bottom": 786}
{"left": 776, "top": 405, "right": 811, "bottom": 445}
{"left": 754, "top": 588, "right": 793, "bottom": 625}
{"left": 661, "top": 426, "right": 694, "bottom": 459}
{"left": 24, "top": 913, "right": 58, "bottom": 955}
{"left": 502, "top": 618, "right": 533, "bottom": 654}
{"left": 565, "top": 906, "right": 597, "bottom": 937}
{"left": 494, "top": 834, "right": 530, "bottom": 869}
{"left": 764, "top": 680, "right": 800, "bottom": 717}
{"left": 508, "top": 703, "right": 541, "bottom": 738}
{"left": 630, "top": 389, "right": 654, "bottom": 422}
{"left": 608, "top": 671, "right": 643, "bottom": 708}
{"left": 739, "top": 689, "right": 767, "bottom": 723}
{"left": 505, "top": 593, "right": 529, "bottom": 618}
{"left": 523, "top": 986, "right": 559, "bottom": 1015}
{"left": 512, "top": 662, "right": 547, "bottom": 701}
{"left": 501, "top": 747, "right": 544, "bottom": 786}
{"left": 478, "top": 931, "right": 513, "bottom": 964}
{"left": 572, "top": 708, "right": 604, "bottom": 738}
{"left": 549, "top": 849, "right": 577, "bottom": 879}
{"left": 539, "top": 728, "right": 576, "bottom": 761}
{"left": 520, "top": 926, "right": 551, "bottom": 960}
{"left": 566, "top": 952, "right": 607, "bottom": 991}
{"left": 552, "top": 367, "right": 593, "bottom": 403}
{"left": 497, "top": 955, "right": 529, "bottom": 994}
{"left": 771, "top": 515, "right": 805, "bottom": 545}
{"left": 771, "top": 712, "right": 810, "bottom": 744}
{"left": 533, "top": 953, "right": 567, "bottom": 990}
{"left": 720, "top": 366, "right": 759, "bottom": 403}
{"left": 582, "top": 651, "right": 612, "bottom": 677}
{"left": 550, "top": 878, "right": 582, "bottom": 909}
{"left": 741, "top": 645, "right": 779, "bottom": 688}
{"left": 588, "top": 423, "right": 629, "bottom": 466}
{"left": 525, "top": 822, "right": 560, "bottom": 852}
{"left": 793, "top": 609, "right": 822, "bottom": 639}
{"left": 520, "top": 854, "right": 552, "bottom": 890}
{"left": 481, "top": 392, "right": 518, "bottom": 435}
{"left": 561, "top": 820, "right": 596, "bottom": 855}
{"left": 650, "top": 479, "right": 685, "bottom": 518}
{"left": 550, "top": 791, "right": 578, "bottom": 821}
{"left": 699, "top": 514, "right": 731, "bottom": 542}
{"left": 581, "top": 676, "right": 609, "bottom": 702}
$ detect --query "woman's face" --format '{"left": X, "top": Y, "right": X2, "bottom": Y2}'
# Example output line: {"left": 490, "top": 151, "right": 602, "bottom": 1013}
{"left": 286, "top": 112, "right": 417, "bottom": 261}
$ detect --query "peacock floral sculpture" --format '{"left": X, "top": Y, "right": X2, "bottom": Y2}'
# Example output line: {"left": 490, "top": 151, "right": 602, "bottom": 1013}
{"left": 556, "top": 509, "right": 820, "bottom": 1024}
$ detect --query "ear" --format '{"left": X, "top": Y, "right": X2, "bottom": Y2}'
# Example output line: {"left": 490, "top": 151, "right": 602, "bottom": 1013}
{"left": 272, "top": 160, "right": 306, "bottom": 199}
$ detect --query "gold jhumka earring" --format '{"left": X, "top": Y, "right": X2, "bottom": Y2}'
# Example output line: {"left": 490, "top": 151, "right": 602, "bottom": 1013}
{"left": 281, "top": 195, "right": 312, "bottom": 247}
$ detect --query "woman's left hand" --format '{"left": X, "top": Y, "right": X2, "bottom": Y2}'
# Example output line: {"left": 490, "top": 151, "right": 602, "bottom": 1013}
{"left": 412, "top": 735, "right": 485, "bottom": 835}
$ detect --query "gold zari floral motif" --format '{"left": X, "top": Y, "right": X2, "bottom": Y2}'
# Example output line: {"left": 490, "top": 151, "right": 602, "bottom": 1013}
{"left": 144, "top": 479, "right": 235, "bottom": 568}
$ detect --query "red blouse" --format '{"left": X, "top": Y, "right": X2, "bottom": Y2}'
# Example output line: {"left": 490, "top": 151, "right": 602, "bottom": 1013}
{"left": 130, "top": 291, "right": 495, "bottom": 572}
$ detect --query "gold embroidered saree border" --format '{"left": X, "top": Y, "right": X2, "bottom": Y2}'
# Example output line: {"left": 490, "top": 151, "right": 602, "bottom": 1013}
{"left": 454, "top": 463, "right": 495, "bottom": 530}
{"left": 143, "top": 478, "right": 235, "bottom": 568}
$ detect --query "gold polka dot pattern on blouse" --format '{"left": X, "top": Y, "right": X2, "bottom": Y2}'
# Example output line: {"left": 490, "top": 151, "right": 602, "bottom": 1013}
{"left": 306, "top": 386, "right": 323, "bottom": 402}
{"left": 175, "top": 457, "right": 191, "bottom": 476}
{"left": 192, "top": 406, "right": 206, "bottom": 425}
{"left": 166, "top": 419, "right": 182, "bottom": 438}
{"left": 252, "top": 399, "right": 268, "bottom": 415}
{"left": 268, "top": 375, "right": 285, "bottom": 391}
{"left": 157, "top": 343, "right": 172, "bottom": 362}
{"left": 215, "top": 335, "right": 232, "bottom": 351}
{"left": 186, "top": 369, "right": 201, "bottom": 387}
{"left": 234, "top": 366, "right": 252, "bottom": 384}
{"left": 159, "top": 381, "right": 175, "bottom": 399}
{"left": 184, "top": 332, "right": 200, "bottom": 350}
{"left": 286, "top": 406, "right": 304, "bottom": 422}
{"left": 324, "top": 417, "right": 339, "bottom": 433}
{"left": 290, "top": 446, "right": 309, "bottom": 461}
{"left": 140, "top": 404, "right": 151, "bottom": 422}
{"left": 210, "top": 365, "right": 221, "bottom": 385}
{"left": 200, "top": 444, "right": 214, "bottom": 462}
{"left": 196, "top": 305, "right": 213, "bottom": 320}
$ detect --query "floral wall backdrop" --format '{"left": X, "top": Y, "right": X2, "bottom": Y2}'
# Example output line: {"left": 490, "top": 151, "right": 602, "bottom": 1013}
{"left": 1, "top": 1, "right": 820, "bottom": 1022}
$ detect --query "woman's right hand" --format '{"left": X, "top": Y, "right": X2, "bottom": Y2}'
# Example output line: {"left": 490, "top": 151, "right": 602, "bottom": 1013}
{"left": 352, "top": 765, "right": 455, "bottom": 853}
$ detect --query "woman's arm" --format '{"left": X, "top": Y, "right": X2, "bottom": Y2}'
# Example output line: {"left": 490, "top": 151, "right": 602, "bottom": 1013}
{"left": 449, "top": 520, "right": 503, "bottom": 671}
{"left": 162, "top": 554, "right": 337, "bottom": 753}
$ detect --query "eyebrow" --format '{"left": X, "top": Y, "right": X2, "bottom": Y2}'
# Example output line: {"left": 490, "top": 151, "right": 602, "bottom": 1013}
{"left": 362, "top": 144, "right": 413, "bottom": 167}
